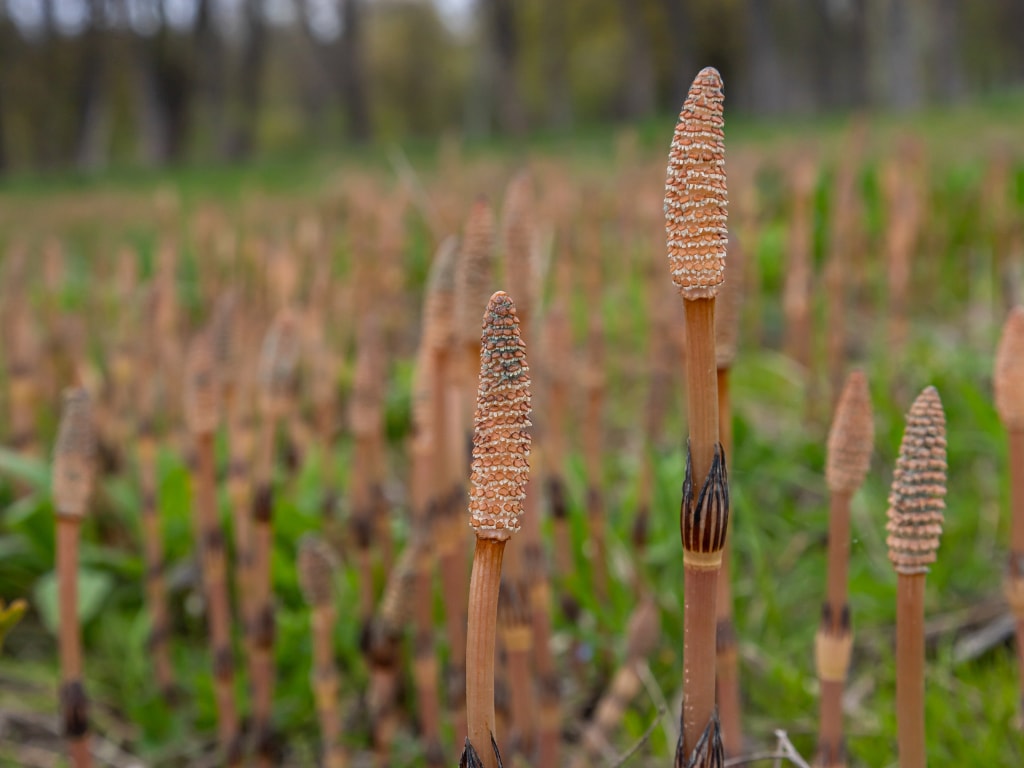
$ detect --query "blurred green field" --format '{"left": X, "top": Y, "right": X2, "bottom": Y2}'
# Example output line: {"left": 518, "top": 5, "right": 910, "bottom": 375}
{"left": 0, "top": 98, "right": 1022, "bottom": 767}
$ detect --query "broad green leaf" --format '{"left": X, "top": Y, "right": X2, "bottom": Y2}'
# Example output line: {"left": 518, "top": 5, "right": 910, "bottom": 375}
{"left": 33, "top": 568, "right": 115, "bottom": 634}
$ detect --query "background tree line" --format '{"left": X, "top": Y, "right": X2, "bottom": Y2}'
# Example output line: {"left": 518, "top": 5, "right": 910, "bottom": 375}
{"left": 0, "top": 0, "right": 1022, "bottom": 174}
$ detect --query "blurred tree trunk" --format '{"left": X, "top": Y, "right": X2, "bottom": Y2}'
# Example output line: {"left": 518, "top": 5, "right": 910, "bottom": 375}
{"left": 660, "top": 0, "right": 695, "bottom": 106}
{"left": 542, "top": 0, "right": 572, "bottom": 130}
{"left": 885, "top": 0, "right": 921, "bottom": 110}
{"left": 744, "top": 0, "right": 785, "bottom": 114}
{"left": 195, "top": 0, "right": 229, "bottom": 158}
{"left": 73, "top": 0, "right": 109, "bottom": 171}
{"left": 619, "top": 0, "right": 655, "bottom": 120}
{"left": 829, "top": 0, "right": 869, "bottom": 109}
{"left": 485, "top": 0, "right": 526, "bottom": 136}
{"left": 226, "top": 0, "right": 268, "bottom": 160}
{"left": 340, "top": 0, "right": 371, "bottom": 142}
{"left": 932, "top": 0, "right": 965, "bottom": 103}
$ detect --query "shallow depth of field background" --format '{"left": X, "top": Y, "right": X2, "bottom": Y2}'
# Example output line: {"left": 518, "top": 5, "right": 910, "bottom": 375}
{"left": 1, "top": 1, "right": 1023, "bottom": 766}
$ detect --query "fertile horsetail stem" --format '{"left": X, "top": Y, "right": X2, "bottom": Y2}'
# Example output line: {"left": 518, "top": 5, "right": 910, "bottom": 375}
{"left": 994, "top": 307, "right": 1024, "bottom": 719}
{"left": 298, "top": 536, "right": 347, "bottom": 768}
{"left": 462, "top": 291, "right": 531, "bottom": 768}
{"left": 815, "top": 370, "right": 873, "bottom": 768}
{"left": 665, "top": 66, "right": 729, "bottom": 768}
{"left": 184, "top": 334, "right": 241, "bottom": 766}
{"left": 887, "top": 387, "right": 946, "bottom": 768}
{"left": 53, "top": 387, "right": 96, "bottom": 768}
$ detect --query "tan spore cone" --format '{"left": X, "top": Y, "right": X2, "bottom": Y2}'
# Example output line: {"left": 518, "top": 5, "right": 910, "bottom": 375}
{"left": 298, "top": 536, "right": 339, "bottom": 608}
{"left": 468, "top": 292, "right": 532, "bottom": 540}
{"left": 826, "top": 370, "right": 874, "bottom": 494}
{"left": 53, "top": 388, "right": 97, "bottom": 519}
{"left": 456, "top": 199, "right": 497, "bottom": 347}
{"left": 886, "top": 387, "right": 947, "bottom": 575}
{"left": 665, "top": 66, "right": 727, "bottom": 300}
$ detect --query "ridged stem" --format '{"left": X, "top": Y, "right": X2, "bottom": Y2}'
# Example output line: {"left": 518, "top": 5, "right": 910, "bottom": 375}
{"left": 682, "top": 296, "right": 722, "bottom": 756}
{"left": 683, "top": 566, "right": 720, "bottom": 755}
{"left": 684, "top": 299, "right": 719, "bottom": 489}
{"left": 1010, "top": 430, "right": 1024, "bottom": 553}
{"left": 466, "top": 538, "right": 506, "bottom": 768}
{"left": 58, "top": 520, "right": 91, "bottom": 767}
{"left": 193, "top": 432, "right": 239, "bottom": 760}
{"left": 311, "top": 605, "right": 346, "bottom": 768}
{"left": 896, "top": 574, "right": 926, "bottom": 768}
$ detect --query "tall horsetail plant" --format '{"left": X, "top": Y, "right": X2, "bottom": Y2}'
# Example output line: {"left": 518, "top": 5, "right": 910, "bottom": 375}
{"left": 994, "top": 306, "right": 1024, "bottom": 719}
{"left": 368, "top": 536, "right": 420, "bottom": 766}
{"left": 664, "top": 66, "right": 730, "bottom": 768}
{"left": 410, "top": 236, "right": 460, "bottom": 766}
{"left": 451, "top": 198, "right": 497, "bottom": 744}
{"left": 500, "top": 170, "right": 543, "bottom": 760}
{"left": 53, "top": 387, "right": 96, "bottom": 768}
{"left": 297, "top": 535, "right": 348, "bottom": 768}
{"left": 136, "top": 387, "right": 177, "bottom": 701}
{"left": 713, "top": 228, "right": 743, "bottom": 757}
{"left": 184, "top": 334, "right": 242, "bottom": 766}
{"left": 887, "top": 387, "right": 947, "bottom": 768}
{"left": 349, "top": 314, "right": 386, "bottom": 634}
{"left": 815, "top": 370, "right": 873, "bottom": 768}
{"left": 252, "top": 309, "right": 303, "bottom": 765}
{"left": 461, "top": 291, "right": 532, "bottom": 768}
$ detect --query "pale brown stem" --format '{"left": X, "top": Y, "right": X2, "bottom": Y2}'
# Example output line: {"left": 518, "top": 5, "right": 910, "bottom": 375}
{"left": 531, "top": 580, "right": 560, "bottom": 768}
{"left": 683, "top": 567, "right": 720, "bottom": 756}
{"left": 825, "top": 491, "right": 853, "bottom": 620}
{"left": 193, "top": 432, "right": 239, "bottom": 757}
{"left": 715, "top": 367, "right": 743, "bottom": 756}
{"left": 58, "top": 520, "right": 91, "bottom": 768}
{"left": 311, "top": 605, "right": 346, "bottom": 768}
{"left": 682, "top": 296, "right": 722, "bottom": 755}
{"left": 1010, "top": 430, "right": 1024, "bottom": 553}
{"left": 251, "top": 407, "right": 278, "bottom": 768}
{"left": 684, "top": 299, "right": 719, "bottom": 488}
{"left": 466, "top": 538, "right": 506, "bottom": 768}
{"left": 896, "top": 574, "right": 926, "bottom": 768}
{"left": 816, "top": 680, "right": 845, "bottom": 767}
{"left": 58, "top": 521, "right": 83, "bottom": 681}
{"left": 502, "top": 621, "right": 534, "bottom": 756}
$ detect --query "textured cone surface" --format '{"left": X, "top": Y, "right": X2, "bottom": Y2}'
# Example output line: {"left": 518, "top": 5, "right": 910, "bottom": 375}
{"left": 826, "top": 370, "right": 874, "bottom": 493}
{"left": 995, "top": 306, "right": 1024, "bottom": 428}
{"left": 886, "top": 387, "right": 947, "bottom": 574}
{"left": 456, "top": 199, "right": 496, "bottom": 346}
{"left": 665, "top": 67, "right": 727, "bottom": 299}
{"left": 53, "top": 387, "right": 96, "bottom": 519}
{"left": 297, "top": 535, "right": 339, "bottom": 608}
{"left": 184, "top": 335, "right": 220, "bottom": 435}
{"left": 468, "top": 292, "right": 531, "bottom": 540}
{"left": 259, "top": 309, "right": 302, "bottom": 404}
